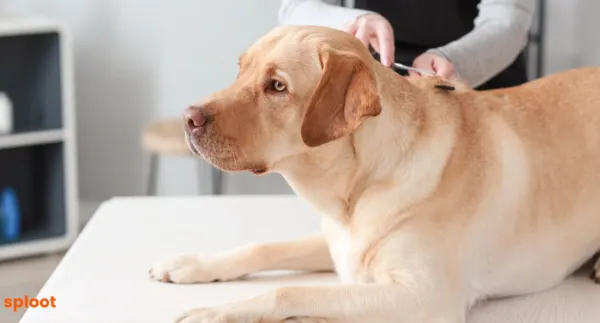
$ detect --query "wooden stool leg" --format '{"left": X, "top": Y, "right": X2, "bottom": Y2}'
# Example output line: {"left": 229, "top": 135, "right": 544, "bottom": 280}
{"left": 146, "top": 154, "right": 159, "bottom": 196}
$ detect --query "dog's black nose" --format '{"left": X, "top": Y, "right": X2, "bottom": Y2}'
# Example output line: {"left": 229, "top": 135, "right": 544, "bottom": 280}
{"left": 184, "top": 106, "right": 208, "bottom": 131}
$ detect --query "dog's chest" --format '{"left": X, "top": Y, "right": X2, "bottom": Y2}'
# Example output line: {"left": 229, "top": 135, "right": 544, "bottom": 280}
{"left": 322, "top": 218, "right": 372, "bottom": 284}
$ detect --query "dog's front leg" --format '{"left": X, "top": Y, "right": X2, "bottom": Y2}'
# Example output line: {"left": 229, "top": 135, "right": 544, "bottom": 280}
{"left": 176, "top": 283, "right": 464, "bottom": 323}
{"left": 150, "top": 235, "right": 333, "bottom": 283}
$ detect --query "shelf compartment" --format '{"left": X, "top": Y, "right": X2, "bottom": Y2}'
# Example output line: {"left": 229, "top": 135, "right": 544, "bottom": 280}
{"left": 0, "top": 142, "right": 66, "bottom": 246}
{"left": 0, "top": 31, "right": 63, "bottom": 133}
{"left": 0, "top": 17, "right": 61, "bottom": 37}
{"left": 0, "top": 129, "right": 63, "bottom": 149}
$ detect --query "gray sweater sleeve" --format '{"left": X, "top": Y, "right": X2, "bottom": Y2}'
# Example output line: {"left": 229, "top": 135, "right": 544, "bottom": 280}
{"left": 277, "top": 0, "right": 536, "bottom": 88}
{"left": 428, "top": 0, "right": 536, "bottom": 87}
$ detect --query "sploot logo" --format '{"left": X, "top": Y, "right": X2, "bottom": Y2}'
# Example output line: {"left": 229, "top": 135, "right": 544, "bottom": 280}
{"left": 4, "top": 296, "right": 57, "bottom": 312}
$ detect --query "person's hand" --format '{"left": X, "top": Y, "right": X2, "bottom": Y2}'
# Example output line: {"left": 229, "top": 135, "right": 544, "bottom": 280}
{"left": 343, "top": 13, "right": 395, "bottom": 67}
{"left": 411, "top": 52, "right": 456, "bottom": 80}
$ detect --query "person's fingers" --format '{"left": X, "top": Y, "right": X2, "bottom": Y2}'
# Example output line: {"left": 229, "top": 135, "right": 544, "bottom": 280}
{"left": 370, "top": 36, "right": 380, "bottom": 53}
{"left": 432, "top": 58, "right": 455, "bottom": 79}
{"left": 408, "top": 70, "right": 421, "bottom": 77}
{"left": 344, "top": 14, "right": 396, "bottom": 67}
{"left": 374, "top": 24, "right": 394, "bottom": 66}
{"left": 412, "top": 56, "right": 430, "bottom": 70}
{"left": 343, "top": 21, "right": 358, "bottom": 35}
{"left": 411, "top": 54, "right": 436, "bottom": 78}
{"left": 354, "top": 25, "right": 371, "bottom": 47}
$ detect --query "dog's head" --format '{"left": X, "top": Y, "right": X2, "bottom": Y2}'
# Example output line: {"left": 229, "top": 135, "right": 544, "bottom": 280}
{"left": 183, "top": 25, "right": 381, "bottom": 174}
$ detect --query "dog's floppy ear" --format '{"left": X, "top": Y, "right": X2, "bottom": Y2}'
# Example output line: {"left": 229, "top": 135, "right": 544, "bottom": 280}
{"left": 300, "top": 46, "right": 381, "bottom": 147}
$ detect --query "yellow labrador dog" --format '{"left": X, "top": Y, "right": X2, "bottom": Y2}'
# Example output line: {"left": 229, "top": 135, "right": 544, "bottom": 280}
{"left": 150, "top": 25, "right": 600, "bottom": 323}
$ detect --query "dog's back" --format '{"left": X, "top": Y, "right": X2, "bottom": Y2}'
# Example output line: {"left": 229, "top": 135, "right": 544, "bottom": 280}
{"left": 450, "top": 67, "right": 600, "bottom": 298}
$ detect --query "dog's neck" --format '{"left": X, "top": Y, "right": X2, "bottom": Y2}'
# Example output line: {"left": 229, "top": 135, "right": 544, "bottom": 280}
{"left": 278, "top": 65, "right": 459, "bottom": 228}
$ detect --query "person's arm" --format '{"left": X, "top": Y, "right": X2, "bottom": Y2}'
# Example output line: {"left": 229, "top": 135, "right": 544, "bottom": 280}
{"left": 278, "top": 0, "right": 373, "bottom": 30}
{"left": 427, "top": 0, "right": 536, "bottom": 87}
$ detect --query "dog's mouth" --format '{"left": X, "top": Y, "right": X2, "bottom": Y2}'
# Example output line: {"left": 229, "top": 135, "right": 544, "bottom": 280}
{"left": 185, "top": 134, "right": 232, "bottom": 168}
{"left": 184, "top": 130, "right": 268, "bottom": 175}
{"left": 184, "top": 133, "right": 201, "bottom": 156}
{"left": 250, "top": 168, "right": 267, "bottom": 175}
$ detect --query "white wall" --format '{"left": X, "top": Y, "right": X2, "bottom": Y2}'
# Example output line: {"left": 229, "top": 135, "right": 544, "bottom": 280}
{"left": 575, "top": 0, "right": 600, "bottom": 68}
{"left": 6, "top": 0, "right": 600, "bottom": 203}
{"left": 539, "top": 0, "right": 600, "bottom": 72}
{"left": 8, "top": 0, "right": 293, "bottom": 202}
{"left": 543, "top": 0, "right": 581, "bottom": 73}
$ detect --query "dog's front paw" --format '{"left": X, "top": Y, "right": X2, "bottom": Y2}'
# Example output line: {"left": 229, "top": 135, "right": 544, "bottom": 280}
{"left": 174, "top": 308, "right": 265, "bottom": 323}
{"left": 149, "top": 253, "right": 236, "bottom": 284}
{"left": 174, "top": 308, "right": 224, "bottom": 323}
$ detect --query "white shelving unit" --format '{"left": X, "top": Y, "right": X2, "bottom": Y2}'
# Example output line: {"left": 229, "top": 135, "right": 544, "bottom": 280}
{"left": 0, "top": 16, "right": 79, "bottom": 261}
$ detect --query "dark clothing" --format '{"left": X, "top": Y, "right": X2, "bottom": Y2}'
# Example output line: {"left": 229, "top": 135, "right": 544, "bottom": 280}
{"left": 353, "top": 0, "right": 528, "bottom": 90}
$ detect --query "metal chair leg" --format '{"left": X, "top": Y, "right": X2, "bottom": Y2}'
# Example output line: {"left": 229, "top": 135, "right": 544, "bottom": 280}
{"left": 196, "top": 162, "right": 224, "bottom": 195}
{"left": 196, "top": 162, "right": 204, "bottom": 194}
{"left": 196, "top": 163, "right": 224, "bottom": 195}
{"left": 211, "top": 166, "right": 224, "bottom": 195}
{"left": 146, "top": 154, "right": 159, "bottom": 196}
{"left": 536, "top": 0, "right": 545, "bottom": 79}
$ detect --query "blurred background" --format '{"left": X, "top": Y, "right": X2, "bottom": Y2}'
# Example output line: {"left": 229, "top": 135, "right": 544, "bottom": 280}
{"left": 3, "top": 0, "right": 599, "bottom": 209}
{"left": 0, "top": 0, "right": 598, "bottom": 322}
{"left": 7, "top": 0, "right": 295, "bottom": 207}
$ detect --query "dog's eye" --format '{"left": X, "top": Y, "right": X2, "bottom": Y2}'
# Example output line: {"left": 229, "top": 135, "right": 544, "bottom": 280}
{"left": 271, "top": 80, "right": 286, "bottom": 92}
